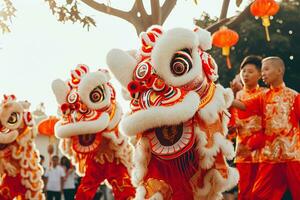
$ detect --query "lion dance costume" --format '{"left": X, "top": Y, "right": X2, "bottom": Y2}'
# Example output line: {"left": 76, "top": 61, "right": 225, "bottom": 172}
{"left": 0, "top": 95, "right": 44, "bottom": 200}
{"left": 52, "top": 65, "right": 135, "bottom": 200}
{"left": 107, "top": 26, "right": 239, "bottom": 200}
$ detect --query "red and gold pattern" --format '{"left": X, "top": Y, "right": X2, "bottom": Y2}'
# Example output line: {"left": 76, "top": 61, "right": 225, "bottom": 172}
{"left": 233, "top": 86, "right": 265, "bottom": 163}
{"left": 0, "top": 95, "right": 44, "bottom": 200}
{"left": 52, "top": 65, "right": 135, "bottom": 200}
{"left": 243, "top": 83, "right": 300, "bottom": 162}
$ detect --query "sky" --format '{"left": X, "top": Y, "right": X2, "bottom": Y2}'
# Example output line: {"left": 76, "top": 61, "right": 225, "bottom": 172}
{"left": 0, "top": 0, "right": 245, "bottom": 115}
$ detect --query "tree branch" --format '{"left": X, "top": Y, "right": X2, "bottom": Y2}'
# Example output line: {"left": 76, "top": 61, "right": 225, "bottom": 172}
{"left": 161, "top": 0, "right": 177, "bottom": 24}
{"left": 219, "top": 0, "right": 230, "bottom": 20}
{"left": 151, "top": 0, "right": 161, "bottom": 24}
{"left": 131, "top": 0, "right": 147, "bottom": 17}
{"left": 207, "top": 3, "right": 251, "bottom": 33}
{"left": 80, "top": 0, "right": 131, "bottom": 22}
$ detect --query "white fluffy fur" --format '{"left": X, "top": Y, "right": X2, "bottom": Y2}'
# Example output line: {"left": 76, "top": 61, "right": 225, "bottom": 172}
{"left": 222, "top": 110, "right": 231, "bottom": 136}
{"left": 120, "top": 91, "right": 200, "bottom": 136}
{"left": 107, "top": 48, "right": 138, "bottom": 88}
{"left": 131, "top": 137, "right": 151, "bottom": 187}
{"left": 9, "top": 128, "right": 45, "bottom": 199}
{"left": 151, "top": 28, "right": 202, "bottom": 87}
{"left": 0, "top": 130, "right": 18, "bottom": 144}
{"left": 195, "top": 127, "right": 235, "bottom": 169}
{"left": 194, "top": 27, "right": 212, "bottom": 50}
{"left": 193, "top": 167, "right": 239, "bottom": 200}
{"left": 134, "top": 185, "right": 147, "bottom": 200}
{"left": 197, "top": 84, "right": 234, "bottom": 124}
{"left": 78, "top": 71, "right": 111, "bottom": 110}
{"left": 55, "top": 112, "right": 110, "bottom": 138}
{"left": 223, "top": 88, "right": 234, "bottom": 108}
{"left": 52, "top": 79, "right": 69, "bottom": 105}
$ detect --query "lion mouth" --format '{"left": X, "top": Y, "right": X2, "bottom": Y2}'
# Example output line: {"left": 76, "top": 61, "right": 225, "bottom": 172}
{"left": 154, "top": 124, "right": 183, "bottom": 146}
{"left": 0, "top": 127, "right": 18, "bottom": 145}
{"left": 146, "top": 120, "right": 195, "bottom": 159}
{"left": 72, "top": 133, "right": 102, "bottom": 154}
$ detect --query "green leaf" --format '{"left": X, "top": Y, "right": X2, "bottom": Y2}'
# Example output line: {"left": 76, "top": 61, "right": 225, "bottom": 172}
{"left": 194, "top": 0, "right": 198, "bottom": 5}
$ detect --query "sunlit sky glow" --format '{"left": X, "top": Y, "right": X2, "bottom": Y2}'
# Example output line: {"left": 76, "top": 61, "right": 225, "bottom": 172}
{"left": 0, "top": 0, "right": 246, "bottom": 115}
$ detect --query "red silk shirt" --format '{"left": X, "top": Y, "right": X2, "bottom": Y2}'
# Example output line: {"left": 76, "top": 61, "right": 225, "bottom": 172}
{"left": 243, "top": 83, "right": 300, "bottom": 163}
{"left": 231, "top": 86, "right": 265, "bottom": 163}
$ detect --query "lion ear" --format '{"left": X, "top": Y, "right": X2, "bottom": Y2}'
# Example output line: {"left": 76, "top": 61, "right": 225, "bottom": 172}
{"left": 52, "top": 79, "right": 69, "bottom": 105}
{"left": 18, "top": 100, "right": 31, "bottom": 111}
{"left": 194, "top": 26, "right": 212, "bottom": 50}
{"left": 106, "top": 48, "right": 138, "bottom": 88}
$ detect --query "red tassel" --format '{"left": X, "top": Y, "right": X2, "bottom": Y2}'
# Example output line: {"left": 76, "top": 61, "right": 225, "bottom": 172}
{"left": 226, "top": 56, "right": 232, "bottom": 69}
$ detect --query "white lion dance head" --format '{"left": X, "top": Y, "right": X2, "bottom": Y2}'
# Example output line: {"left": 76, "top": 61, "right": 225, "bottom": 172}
{"left": 0, "top": 95, "right": 44, "bottom": 200}
{"left": 107, "top": 26, "right": 239, "bottom": 200}
{"left": 52, "top": 64, "right": 136, "bottom": 199}
{"left": 52, "top": 64, "right": 123, "bottom": 174}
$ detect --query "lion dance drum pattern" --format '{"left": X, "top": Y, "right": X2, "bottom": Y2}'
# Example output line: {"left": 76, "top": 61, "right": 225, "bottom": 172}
{"left": 0, "top": 95, "right": 45, "bottom": 200}
{"left": 52, "top": 65, "right": 135, "bottom": 200}
{"left": 107, "top": 26, "right": 239, "bottom": 200}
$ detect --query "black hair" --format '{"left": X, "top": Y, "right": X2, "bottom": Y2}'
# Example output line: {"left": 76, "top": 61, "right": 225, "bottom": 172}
{"left": 240, "top": 55, "right": 262, "bottom": 71}
{"left": 60, "top": 156, "right": 71, "bottom": 169}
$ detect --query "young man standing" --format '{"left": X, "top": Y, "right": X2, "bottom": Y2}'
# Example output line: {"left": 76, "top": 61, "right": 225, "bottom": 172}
{"left": 232, "top": 56, "right": 300, "bottom": 200}
{"left": 231, "top": 55, "right": 265, "bottom": 200}
{"left": 44, "top": 155, "right": 66, "bottom": 200}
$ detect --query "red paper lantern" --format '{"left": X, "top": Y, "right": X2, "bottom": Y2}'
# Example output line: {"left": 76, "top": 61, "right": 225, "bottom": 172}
{"left": 212, "top": 26, "right": 239, "bottom": 69}
{"left": 250, "top": 0, "right": 280, "bottom": 41}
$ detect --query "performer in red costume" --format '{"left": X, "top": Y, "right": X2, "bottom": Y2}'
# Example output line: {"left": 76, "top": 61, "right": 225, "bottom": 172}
{"left": 107, "top": 25, "right": 239, "bottom": 200}
{"left": 233, "top": 57, "right": 300, "bottom": 200}
{"left": 230, "top": 55, "right": 265, "bottom": 200}
{"left": 0, "top": 95, "right": 45, "bottom": 200}
{"left": 51, "top": 65, "right": 135, "bottom": 200}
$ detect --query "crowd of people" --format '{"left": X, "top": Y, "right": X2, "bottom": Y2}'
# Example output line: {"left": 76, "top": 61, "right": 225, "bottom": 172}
{"left": 39, "top": 155, "right": 112, "bottom": 200}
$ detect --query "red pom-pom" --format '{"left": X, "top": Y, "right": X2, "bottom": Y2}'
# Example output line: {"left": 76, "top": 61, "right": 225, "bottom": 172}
{"left": 61, "top": 103, "right": 69, "bottom": 114}
{"left": 127, "top": 81, "right": 141, "bottom": 94}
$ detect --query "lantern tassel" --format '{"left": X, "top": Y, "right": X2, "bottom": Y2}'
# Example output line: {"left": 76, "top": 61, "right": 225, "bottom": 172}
{"left": 226, "top": 56, "right": 232, "bottom": 69}
{"left": 261, "top": 16, "right": 271, "bottom": 42}
{"left": 264, "top": 25, "right": 271, "bottom": 42}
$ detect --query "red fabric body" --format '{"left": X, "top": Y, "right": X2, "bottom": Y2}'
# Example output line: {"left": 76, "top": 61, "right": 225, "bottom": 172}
{"left": 251, "top": 162, "right": 300, "bottom": 200}
{"left": 75, "top": 158, "right": 135, "bottom": 200}
{"left": 236, "top": 163, "right": 259, "bottom": 200}
{"left": 0, "top": 174, "right": 26, "bottom": 200}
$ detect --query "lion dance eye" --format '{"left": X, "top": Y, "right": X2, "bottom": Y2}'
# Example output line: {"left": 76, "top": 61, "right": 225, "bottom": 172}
{"left": 135, "top": 61, "right": 152, "bottom": 81}
{"left": 170, "top": 48, "right": 193, "bottom": 76}
{"left": 7, "top": 112, "right": 18, "bottom": 124}
{"left": 67, "top": 90, "right": 79, "bottom": 104}
{"left": 89, "top": 86, "right": 105, "bottom": 103}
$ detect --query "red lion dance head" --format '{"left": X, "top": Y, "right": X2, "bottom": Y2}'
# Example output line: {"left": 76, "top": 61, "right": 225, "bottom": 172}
{"left": 52, "top": 65, "right": 135, "bottom": 200}
{"left": 0, "top": 95, "right": 44, "bottom": 200}
{"left": 107, "top": 26, "right": 239, "bottom": 200}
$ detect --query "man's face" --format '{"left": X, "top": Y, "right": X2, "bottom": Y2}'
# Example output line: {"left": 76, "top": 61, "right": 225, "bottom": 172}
{"left": 240, "top": 64, "right": 261, "bottom": 87}
{"left": 52, "top": 156, "right": 58, "bottom": 167}
{"left": 261, "top": 60, "right": 281, "bottom": 85}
